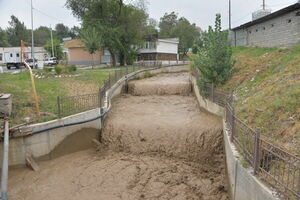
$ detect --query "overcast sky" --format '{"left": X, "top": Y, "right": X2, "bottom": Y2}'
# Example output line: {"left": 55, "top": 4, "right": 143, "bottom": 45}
{"left": 0, "top": 0, "right": 298, "bottom": 30}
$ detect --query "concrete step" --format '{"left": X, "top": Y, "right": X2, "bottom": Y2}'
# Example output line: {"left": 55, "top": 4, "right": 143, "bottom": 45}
{"left": 128, "top": 73, "right": 192, "bottom": 96}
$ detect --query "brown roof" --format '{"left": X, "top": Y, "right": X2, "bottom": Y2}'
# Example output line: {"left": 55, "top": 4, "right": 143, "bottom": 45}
{"left": 64, "top": 39, "right": 84, "bottom": 48}
{"left": 232, "top": 3, "right": 300, "bottom": 31}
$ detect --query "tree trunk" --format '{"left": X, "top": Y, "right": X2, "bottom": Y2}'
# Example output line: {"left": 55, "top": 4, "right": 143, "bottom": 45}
{"left": 109, "top": 49, "right": 116, "bottom": 66}
{"left": 119, "top": 52, "right": 125, "bottom": 66}
{"left": 91, "top": 53, "right": 95, "bottom": 69}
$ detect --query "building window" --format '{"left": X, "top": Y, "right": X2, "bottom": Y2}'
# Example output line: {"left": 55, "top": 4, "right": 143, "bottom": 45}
{"left": 256, "top": 29, "right": 258, "bottom": 32}
{"left": 271, "top": 24, "right": 274, "bottom": 27}
{"left": 16, "top": 53, "right": 20, "bottom": 57}
{"left": 287, "top": 19, "right": 292, "bottom": 23}
{"left": 0, "top": 53, "right": 2, "bottom": 61}
{"left": 10, "top": 53, "right": 13, "bottom": 57}
{"left": 263, "top": 27, "right": 266, "bottom": 30}
{"left": 249, "top": 30, "right": 252, "bottom": 34}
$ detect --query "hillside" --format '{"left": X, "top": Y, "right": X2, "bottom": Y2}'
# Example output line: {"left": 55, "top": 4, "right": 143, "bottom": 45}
{"left": 220, "top": 46, "right": 300, "bottom": 155}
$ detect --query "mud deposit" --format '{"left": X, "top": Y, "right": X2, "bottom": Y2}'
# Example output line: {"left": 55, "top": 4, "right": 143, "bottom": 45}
{"left": 9, "top": 73, "right": 229, "bottom": 200}
{"left": 129, "top": 73, "right": 191, "bottom": 96}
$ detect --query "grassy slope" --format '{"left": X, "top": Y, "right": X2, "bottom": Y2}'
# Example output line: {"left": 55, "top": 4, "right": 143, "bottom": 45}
{"left": 220, "top": 46, "right": 300, "bottom": 155}
{"left": 0, "top": 69, "right": 116, "bottom": 125}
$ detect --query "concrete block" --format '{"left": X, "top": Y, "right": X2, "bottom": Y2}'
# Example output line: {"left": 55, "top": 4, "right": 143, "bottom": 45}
{"left": 0, "top": 94, "right": 12, "bottom": 116}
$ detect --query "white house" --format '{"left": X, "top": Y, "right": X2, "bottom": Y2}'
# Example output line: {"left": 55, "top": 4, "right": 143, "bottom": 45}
{"left": 138, "top": 38, "right": 179, "bottom": 61}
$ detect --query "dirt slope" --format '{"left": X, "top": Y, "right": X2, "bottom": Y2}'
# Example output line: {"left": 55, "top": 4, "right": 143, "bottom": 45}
{"left": 220, "top": 46, "right": 300, "bottom": 154}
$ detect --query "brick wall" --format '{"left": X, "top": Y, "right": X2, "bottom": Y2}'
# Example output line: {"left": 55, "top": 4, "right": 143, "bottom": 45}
{"left": 230, "top": 9, "right": 300, "bottom": 47}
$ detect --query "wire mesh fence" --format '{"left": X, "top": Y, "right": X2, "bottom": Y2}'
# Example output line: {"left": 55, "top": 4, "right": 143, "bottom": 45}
{"left": 193, "top": 66, "right": 300, "bottom": 200}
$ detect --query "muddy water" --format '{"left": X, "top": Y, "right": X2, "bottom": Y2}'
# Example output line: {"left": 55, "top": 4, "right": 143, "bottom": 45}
{"left": 9, "top": 73, "right": 229, "bottom": 200}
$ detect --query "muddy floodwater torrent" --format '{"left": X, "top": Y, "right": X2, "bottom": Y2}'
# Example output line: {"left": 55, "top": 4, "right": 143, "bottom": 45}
{"left": 9, "top": 72, "right": 229, "bottom": 200}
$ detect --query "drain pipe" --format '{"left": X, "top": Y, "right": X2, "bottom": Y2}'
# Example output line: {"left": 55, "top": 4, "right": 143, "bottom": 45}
{"left": 1, "top": 120, "right": 9, "bottom": 200}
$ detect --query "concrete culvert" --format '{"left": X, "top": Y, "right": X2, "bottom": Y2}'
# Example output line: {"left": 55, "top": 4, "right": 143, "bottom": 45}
{"left": 9, "top": 72, "right": 229, "bottom": 200}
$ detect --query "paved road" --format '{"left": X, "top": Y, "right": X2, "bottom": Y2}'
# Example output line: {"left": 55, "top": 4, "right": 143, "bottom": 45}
{"left": 0, "top": 66, "right": 27, "bottom": 74}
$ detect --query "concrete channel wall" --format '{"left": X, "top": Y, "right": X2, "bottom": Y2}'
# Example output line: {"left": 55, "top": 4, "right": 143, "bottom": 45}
{"left": 2, "top": 108, "right": 102, "bottom": 166}
{"left": 191, "top": 76, "right": 278, "bottom": 200}
{"left": 3, "top": 65, "right": 188, "bottom": 167}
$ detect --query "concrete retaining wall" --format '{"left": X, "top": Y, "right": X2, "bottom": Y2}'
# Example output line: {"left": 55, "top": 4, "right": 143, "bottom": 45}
{"left": 191, "top": 76, "right": 278, "bottom": 200}
{"left": 2, "top": 108, "right": 102, "bottom": 166}
{"left": 191, "top": 77, "right": 224, "bottom": 117}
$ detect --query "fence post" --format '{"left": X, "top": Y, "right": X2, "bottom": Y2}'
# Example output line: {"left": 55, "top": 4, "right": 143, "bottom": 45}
{"left": 109, "top": 73, "right": 111, "bottom": 88}
{"left": 98, "top": 87, "right": 102, "bottom": 109}
{"left": 57, "top": 96, "right": 61, "bottom": 118}
{"left": 231, "top": 107, "right": 235, "bottom": 142}
{"left": 253, "top": 130, "right": 261, "bottom": 175}
{"left": 211, "top": 83, "right": 214, "bottom": 102}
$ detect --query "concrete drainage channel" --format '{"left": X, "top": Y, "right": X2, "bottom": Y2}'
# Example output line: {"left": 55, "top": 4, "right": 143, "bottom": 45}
{"left": 3, "top": 66, "right": 278, "bottom": 200}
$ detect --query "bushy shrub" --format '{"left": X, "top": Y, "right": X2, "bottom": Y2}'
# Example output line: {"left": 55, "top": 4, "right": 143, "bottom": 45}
{"left": 68, "top": 64, "right": 77, "bottom": 72}
{"left": 54, "top": 65, "right": 63, "bottom": 75}
{"left": 143, "top": 71, "right": 153, "bottom": 79}
{"left": 192, "top": 14, "right": 234, "bottom": 86}
{"left": 43, "top": 67, "right": 52, "bottom": 73}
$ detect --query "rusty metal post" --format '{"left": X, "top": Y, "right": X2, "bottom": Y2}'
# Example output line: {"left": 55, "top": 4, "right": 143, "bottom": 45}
{"left": 24, "top": 61, "right": 40, "bottom": 116}
{"left": 253, "top": 130, "right": 261, "bottom": 175}
{"left": 57, "top": 96, "right": 61, "bottom": 118}
{"left": 1, "top": 119, "right": 9, "bottom": 200}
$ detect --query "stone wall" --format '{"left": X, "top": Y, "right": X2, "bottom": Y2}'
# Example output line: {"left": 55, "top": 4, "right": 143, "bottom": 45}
{"left": 230, "top": 9, "right": 300, "bottom": 47}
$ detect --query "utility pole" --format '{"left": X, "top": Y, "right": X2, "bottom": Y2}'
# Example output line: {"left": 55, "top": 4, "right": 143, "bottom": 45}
{"left": 263, "top": 0, "right": 265, "bottom": 10}
{"left": 50, "top": 25, "right": 54, "bottom": 57}
{"left": 229, "top": 0, "right": 232, "bottom": 30}
{"left": 31, "top": 0, "right": 35, "bottom": 67}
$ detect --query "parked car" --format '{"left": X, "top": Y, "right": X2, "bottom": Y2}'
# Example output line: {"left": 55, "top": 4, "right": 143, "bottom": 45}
{"left": 44, "top": 57, "right": 58, "bottom": 66}
{"left": 25, "top": 58, "right": 38, "bottom": 69}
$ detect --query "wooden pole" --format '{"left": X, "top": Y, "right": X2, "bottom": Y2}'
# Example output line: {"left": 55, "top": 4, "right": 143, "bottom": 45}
{"left": 24, "top": 62, "right": 40, "bottom": 116}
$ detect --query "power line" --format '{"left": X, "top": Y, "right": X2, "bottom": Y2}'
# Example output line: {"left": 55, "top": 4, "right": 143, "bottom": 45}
{"left": 25, "top": 0, "right": 76, "bottom": 26}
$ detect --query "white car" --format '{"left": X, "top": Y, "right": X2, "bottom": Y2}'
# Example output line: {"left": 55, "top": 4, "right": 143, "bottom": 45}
{"left": 25, "top": 58, "right": 38, "bottom": 69}
{"left": 44, "top": 57, "right": 58, "bottom": 66}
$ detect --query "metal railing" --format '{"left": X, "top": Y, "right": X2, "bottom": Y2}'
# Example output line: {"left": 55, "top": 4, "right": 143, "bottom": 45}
{"left": 193, "top": 66, "right": 300, "bottom": 200}
{"left": 0, "top": 119, "right": 9, "bottom": 200}
{"left": 56, "top": 62, "right": 188, "bottom": 118}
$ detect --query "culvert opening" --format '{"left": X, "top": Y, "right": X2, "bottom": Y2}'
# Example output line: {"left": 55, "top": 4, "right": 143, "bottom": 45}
{"left": 9, "top": 72, "right": 229, "bottom": 200}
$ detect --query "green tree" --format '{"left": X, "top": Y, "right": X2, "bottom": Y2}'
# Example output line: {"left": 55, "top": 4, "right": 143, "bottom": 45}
{"left": 67, "top": 0, "right": 148, "bottom": 66}
{"left": 44, "top": 39, "right": 64, "bottom": 59}
{"left": 79, "top": 27, "right": 102, "bottom": 68}
{"left": 6, "top": 15, "right": 30, "bottom": 46}
{"left": 55, "top": 23, "right": 70, "bottom": 41}
{"left": 159, "top": 12, "right": 178, "bottom": 38}
{"left": 0, "top": 28, "right": 9, "bottom": 47}
{"left": 34, "top": 26, "right": 51, "bottom": 46}
{"left": 145, "top": 18, "right": 158, "bottom": 36}
{"left": 192, "top": 14, "right": 234, "bottom": 87}
{"left": 170, "top": 17, "right": 200, "bottom": 57}
{"left": 118, "top": 3, "right": 148, "bottom": 65}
